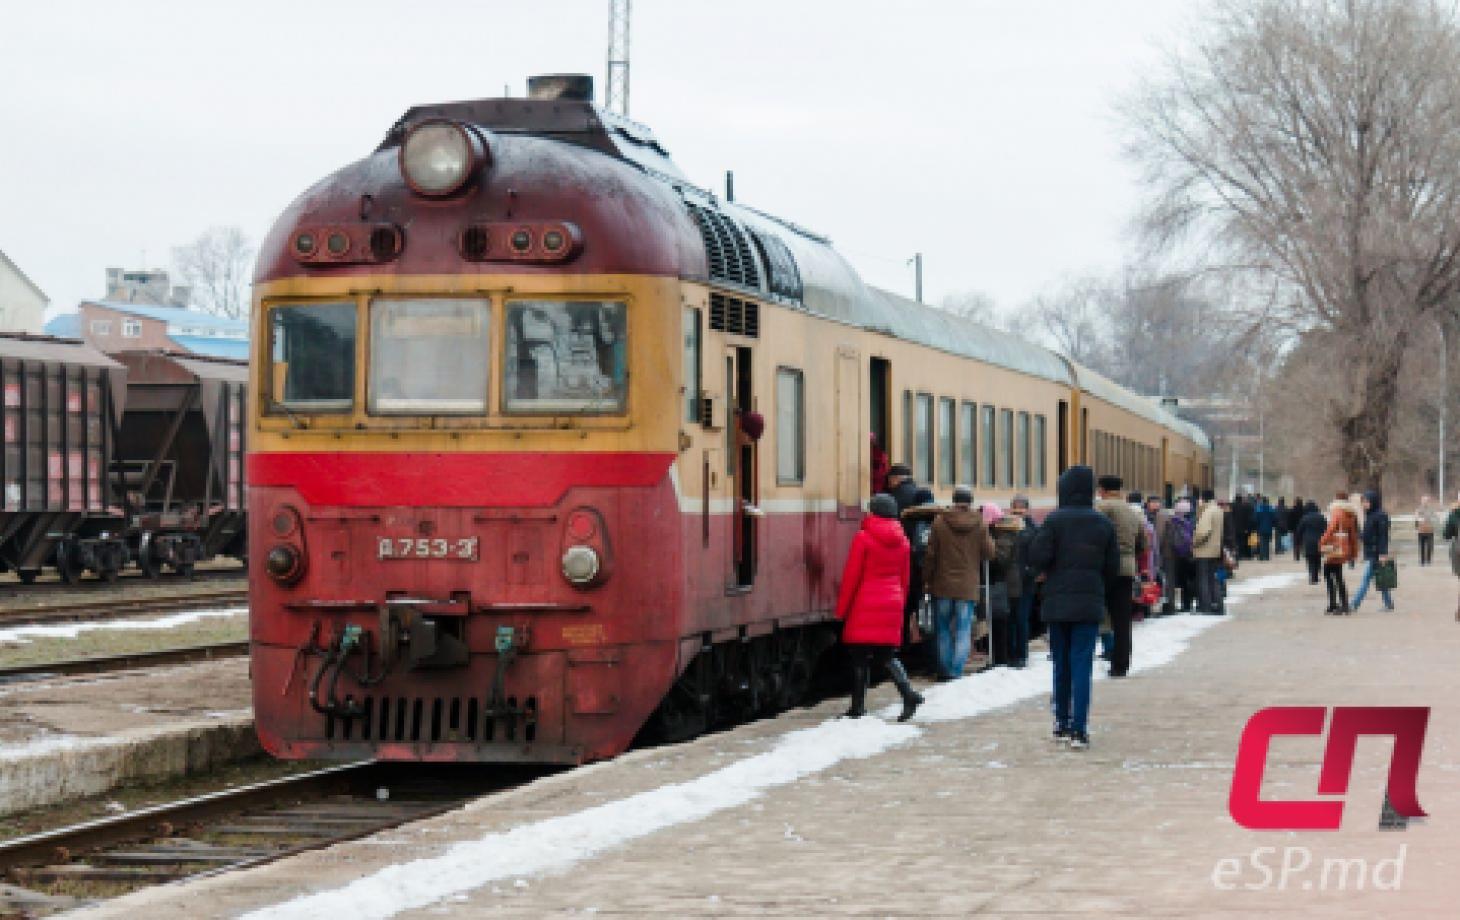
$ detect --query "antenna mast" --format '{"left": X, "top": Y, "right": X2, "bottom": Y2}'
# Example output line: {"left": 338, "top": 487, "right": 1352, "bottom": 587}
{"left": 606, "top": 0, "right": 631, "bottom": 116}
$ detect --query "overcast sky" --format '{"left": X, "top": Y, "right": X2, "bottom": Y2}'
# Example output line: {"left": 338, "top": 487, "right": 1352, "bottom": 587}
{"left": 1, "top": 0, "right": 1201, "bottom": 321}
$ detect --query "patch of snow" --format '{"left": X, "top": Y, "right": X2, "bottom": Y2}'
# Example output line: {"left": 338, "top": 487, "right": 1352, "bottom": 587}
{"left": 0, "top": 606, "right": 246, "bottom": 644}
{"left": 0, "top": 732, "right": 122, "bottom": 762}
{"left": 243, "top": 570, "right": 1306, "bottom": 920}
{"left": 239, "top": 717, "right": 918, "bottom": 920}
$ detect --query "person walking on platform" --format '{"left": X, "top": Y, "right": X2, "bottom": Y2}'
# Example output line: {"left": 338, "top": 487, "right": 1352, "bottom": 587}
{"left": 1254, "top": 496, "right": 1276, "bottom": 561}
{"left": 1192, "top": 490, "right": 1225, "bottom": 613}
{"left": 1289, "top": 497, "right": 1306, "bottom": 560}
{"left": 835, "top": 494, "right": 924, "bottom": 721}
{"left": 1095, "top": 477, "right": 1145, "bottom": 678}
{"left": 1029, "top": 466, "right": 1117, "bottom": 750}
{"left": 1233, "top": 495, "right": 1255, "bottom": 560}
{"left": 1274, "top": 498, "right": 1289, "bottom": 556}
{"left": 922, "top": 486, "right": 995, "bottom": 679}
{"left": 1319, "top": 493, "right": 1359, "bottom": 614}
{"left": 1350, "top": 491, "right": 1394, "bottom": 612}
{"left": 1294, "top": 500, "right": 1327, "bottom": 585}
{"left": 1415, "top": 495, "right": 1439, "bottom": 566}
{"left": 1008, "top": 495, "right": 1039, "bottom": 666}
{"left": 1442, "top": 492, "right": 1460, "bottom": 620}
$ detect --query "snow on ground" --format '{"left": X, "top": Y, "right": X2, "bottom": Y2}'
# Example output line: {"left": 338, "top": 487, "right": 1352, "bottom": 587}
{"left": 0, "top": 732, "right": 124, "bottom": 763}
{"left": 241, "top": 570, "right": 1306, "bottom": 920}
{"left": 239, "top": 717, "right": 919, "bottom": 920}
{"left": 0, "top": 606, "right": 246, "bottom": 645}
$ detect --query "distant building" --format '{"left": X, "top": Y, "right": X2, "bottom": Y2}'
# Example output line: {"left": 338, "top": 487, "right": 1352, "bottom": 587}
{"left": 0, "top": 248, "right": 48, "bottom": 334}
{"left": 43, "top": 267, "right": 248, "bottom": 360}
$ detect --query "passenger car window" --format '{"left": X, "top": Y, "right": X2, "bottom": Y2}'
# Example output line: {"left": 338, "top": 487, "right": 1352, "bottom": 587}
{"left": 270, "top": 302, "right": 356, "bottom": 411}
{"left": 504, "top": 301, "right": 627, "bottom": 413}
{"left": 370, "top": 298, "right": 490, "bottom": 414}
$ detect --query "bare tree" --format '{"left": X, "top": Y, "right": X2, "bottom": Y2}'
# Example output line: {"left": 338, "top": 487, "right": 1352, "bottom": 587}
{"left": 1025, "top": 275, "right": 1117, "bottom": 370}
{"left": 1127, "top": 0, "right": 1460, "bottom": 489}
{"left": 939, "top": 290, "right": 999, "bottom": 324}
{"left": 172, "top": 226, "right": 254, "bottom": 319}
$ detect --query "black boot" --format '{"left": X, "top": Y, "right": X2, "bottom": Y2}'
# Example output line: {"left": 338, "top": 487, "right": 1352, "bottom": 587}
{"left": 886, "top": 657, "right": 924, "bottom": 722}
{"left": 845, "top": 658, "right": 868, "bottom": 718}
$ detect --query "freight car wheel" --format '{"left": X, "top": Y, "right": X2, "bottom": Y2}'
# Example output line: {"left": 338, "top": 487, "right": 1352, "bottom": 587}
{"left": 175, "top": 562, "right": 195, "bottom": 579}
{"left": 138, "top": 537, "right": 161, "bottom": 579}
{"left": 56, "top": 544, "right": 84, "bottom": 585}
{"left": 17, "top": 569, "right": 38, "bottom": 585}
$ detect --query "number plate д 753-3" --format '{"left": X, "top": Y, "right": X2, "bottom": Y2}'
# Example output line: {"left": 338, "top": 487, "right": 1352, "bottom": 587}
{"left": 376, "top": 536, "right": 479, "bottom": 561}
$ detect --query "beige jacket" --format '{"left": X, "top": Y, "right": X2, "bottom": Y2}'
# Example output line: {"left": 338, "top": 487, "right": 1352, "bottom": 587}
{"left": 1096, "top": 496, "right": 1148, "bottom": 577}
{"left": 1193, "top": 501, "right": 1225, "bottom": 560}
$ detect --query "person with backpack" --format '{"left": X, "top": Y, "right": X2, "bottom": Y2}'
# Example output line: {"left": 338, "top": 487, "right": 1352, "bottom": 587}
{"left": 835, "top": 493, "right": 925, "bottom": 721}
{"left": 987, "top": 501, "right": 1027, "bottom": 667}
{"left": 1169, "top": 497, "right": 1197, "bottom": 611}
{"left": 1350, "top": 491, "right": 1394, "bottom": 612}
{"left": 887, "top": 463, "right": 935, "bottom": 654}
{"left": 1253, "top": 496, "right": 1277, "bottom": 561}
{"left": 1294, "top": 500, "right": 1327, "bottom": 585}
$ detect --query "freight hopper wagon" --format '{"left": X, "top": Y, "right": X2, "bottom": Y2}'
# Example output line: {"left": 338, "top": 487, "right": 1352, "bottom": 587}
{"left": 113, "top": 351, "right": 248, "bottom": 577}
{"left": 0, "top": 334, "right": 127, "bottom": 583}
{"left": 248, "top": 76, "right": 1211, "bottom": 766}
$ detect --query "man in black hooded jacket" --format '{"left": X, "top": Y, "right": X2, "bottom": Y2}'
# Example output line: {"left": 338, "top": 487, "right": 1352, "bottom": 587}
{"left": 1351, "top": 490, "right": 1394, "bottom": 611}
{"left": 1028, "top": 465, "right": 1118, "bottom": 751}
{"left": 1293, "top": 500, "right": 1327, "bottom": 585}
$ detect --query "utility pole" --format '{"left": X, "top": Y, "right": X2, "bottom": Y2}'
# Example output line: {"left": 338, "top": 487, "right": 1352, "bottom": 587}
{"left": 908, "top": 253, "right": 923, "bottom": 304}
{"left": 606, "top": 0, "right": 632, "bottom": 116}
{"left": 1439, "top": 317, "right": 1448, "bottom": 502}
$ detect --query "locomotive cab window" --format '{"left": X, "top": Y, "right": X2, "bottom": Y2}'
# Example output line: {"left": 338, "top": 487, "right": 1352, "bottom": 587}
{"left": 268, "top": 302, "right": 357, "bottom": 412}
{"left": 370, "top": 298, "right": 490, "bottom": 414}
{"left": 504, "top": 300, "right": 627, "bottom": 413}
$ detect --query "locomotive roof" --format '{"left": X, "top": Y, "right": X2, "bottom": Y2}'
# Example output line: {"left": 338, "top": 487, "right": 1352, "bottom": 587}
{"left": 364, "top": 92, "right": 1207, "bottom": 448}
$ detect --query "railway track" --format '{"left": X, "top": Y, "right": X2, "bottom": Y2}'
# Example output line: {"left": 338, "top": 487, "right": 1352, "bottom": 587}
{"left": 0, "top": 761, "right": 538, "bottom": 917}
{"left": 0, "top": 641, "right": 250, "bottom": 686}
{"left": 0, "top": 590, "right": 249, "bottom": 630}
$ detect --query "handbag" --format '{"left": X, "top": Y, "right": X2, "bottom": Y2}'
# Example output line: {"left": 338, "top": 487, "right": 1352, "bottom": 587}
{"left": 1375, "top": 560, "right": 1398, "bottom": 592}
{"left": 916, "top": 594, "right": 934, "bottom": 635}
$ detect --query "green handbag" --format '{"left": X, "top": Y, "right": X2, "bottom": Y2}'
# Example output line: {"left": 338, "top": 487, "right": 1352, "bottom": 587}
{"left": 1375, "top": 560, "right": 1399, "bottom": 591}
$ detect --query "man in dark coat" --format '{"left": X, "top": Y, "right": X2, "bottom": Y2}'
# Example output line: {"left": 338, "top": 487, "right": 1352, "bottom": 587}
{"left": 1233, "top": 495, "right": 1255, "bottom": 560}
{"left": 1028, "top": 465, "right": 1118, "bottom": 751}
{"left": 1289, "top": 497, "right": 1306, "bottom": 560}
{"left": 1294, "top": 500, "right": 1327, "bottom": 584}
{"left": 886, "top": 463, "right": 933, "bottom": 651}
{"left": 1351, "top": 490, "right": 1394, "bottom": 612}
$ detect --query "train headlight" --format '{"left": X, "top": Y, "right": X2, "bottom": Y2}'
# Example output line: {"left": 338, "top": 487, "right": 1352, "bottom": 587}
{"left": 400, "top": 121, "right": 485, "bottom": 197}
{"left": 561, "top": 545, "right": 601, "bottom": 586}
{"left": 266, "top": 544, "right": 303, "bottom": 585}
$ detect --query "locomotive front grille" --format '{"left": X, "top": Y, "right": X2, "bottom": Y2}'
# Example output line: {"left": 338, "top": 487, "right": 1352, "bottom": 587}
{"left": 324, "top": 694, "right": 539, "bottom": 745}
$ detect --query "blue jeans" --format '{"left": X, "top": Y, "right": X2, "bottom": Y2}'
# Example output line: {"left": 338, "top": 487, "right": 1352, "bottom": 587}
{"left": 1011, "top": 592, "right": 1034, "bottom": 664}
{"left": 1050, "top": 621, "right": 1099, "bottom": 734}
{"left": 1350, "top": 559, "right": 1394, "bottom": 609}
{"left": 933, "top": 597, "right": 977, "bottom": 677}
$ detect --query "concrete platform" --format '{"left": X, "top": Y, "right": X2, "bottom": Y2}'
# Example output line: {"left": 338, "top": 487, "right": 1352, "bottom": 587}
{"left": 65, "top": 558, "right": 1460, "bottom": 918}
{"left": 0, "top": 659, "right": 254, "bottom": 816}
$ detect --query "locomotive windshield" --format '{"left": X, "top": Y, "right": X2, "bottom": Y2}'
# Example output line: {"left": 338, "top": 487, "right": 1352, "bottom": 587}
{"left": 369, "top": 298, "right": 490, "bottom": 414}
{"left": 504, "top": 300, "right": 627, "bottom": 414}
{"left": 269, "top": 303, "right": 356, "bottom": 411}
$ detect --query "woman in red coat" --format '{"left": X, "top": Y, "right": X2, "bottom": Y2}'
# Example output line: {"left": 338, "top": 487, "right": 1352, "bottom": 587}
{"left": 836, "top": 493, "right": 925, "bottom": 721}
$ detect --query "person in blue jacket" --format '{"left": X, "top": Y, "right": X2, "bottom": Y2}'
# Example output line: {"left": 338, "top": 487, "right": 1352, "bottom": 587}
{"left": 1350, "top": 490, "right": 1394, "bottom": 612}
{"left": 1253, "top": 496, "right": 1277, "bottom": 561}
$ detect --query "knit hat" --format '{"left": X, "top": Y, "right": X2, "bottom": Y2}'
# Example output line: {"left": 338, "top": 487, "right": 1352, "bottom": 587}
{"left": 1098, "top": 475, "right": 1123, "bottom": 492}
{"left": 981, "top": 502, "right": 1003, "bottom": 525}
{"left": 1201, "top": 489, "right": 1216, "bottom": 502}
{"left": 952, "top": 485, "right": 973, "bottom": 505}
{"left": 869, "top": 494, "right": 899, "bottom": 519}
{"left": 1126, "top": 491, "right": 1143, "bottom": 504}
{"left": 888, "top": 463, "right": 911, "bottom": 478}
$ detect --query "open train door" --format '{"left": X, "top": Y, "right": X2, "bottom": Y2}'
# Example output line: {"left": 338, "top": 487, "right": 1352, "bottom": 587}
{"left": 725, "top": 346, "right": 757, "bottom": 590}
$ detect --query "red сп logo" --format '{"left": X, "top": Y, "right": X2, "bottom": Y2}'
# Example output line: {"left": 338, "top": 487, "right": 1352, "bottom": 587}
{"left": 1229, "top": 706, "right": 1430, "bottom": 830}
